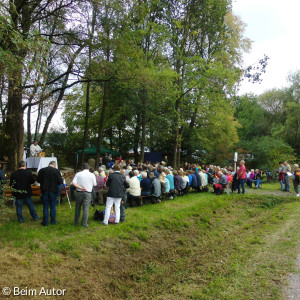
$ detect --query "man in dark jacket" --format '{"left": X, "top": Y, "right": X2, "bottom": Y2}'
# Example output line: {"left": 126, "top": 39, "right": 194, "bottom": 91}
{"left": 10, "top": 161, "right": 39, "bottom": 223}
{"left": 38, "top": 161, "right": 63, "bottom": 226}
{"left": 103, "top": 164, "right": 129, "bottom": 225}
{"left": 102, "top": 154, "right": 111, "bottom": 170}
{"left": 193, "top": 169, "right": 202, "bottom": 192}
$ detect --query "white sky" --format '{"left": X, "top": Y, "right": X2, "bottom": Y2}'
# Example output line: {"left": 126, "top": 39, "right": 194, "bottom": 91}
{"left": 233, "top": 0, "right": 300, "bottom": 95}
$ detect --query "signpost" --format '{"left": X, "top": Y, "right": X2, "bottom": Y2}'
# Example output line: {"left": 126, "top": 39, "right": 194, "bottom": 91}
{"left": 234, "top": 152, "right": 238, "bottom": 172}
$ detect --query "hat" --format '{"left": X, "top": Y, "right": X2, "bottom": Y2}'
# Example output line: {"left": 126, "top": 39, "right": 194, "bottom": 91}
{"left": 94, "top": 171, "right": 99, "bottom": 176}
{"left": 127, "top": 166, "right": 132, "bottom": 170}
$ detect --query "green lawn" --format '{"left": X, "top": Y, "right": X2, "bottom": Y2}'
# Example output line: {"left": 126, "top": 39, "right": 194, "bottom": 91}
{"left": 0, "top": 185, "right": 299, "bottom": 299}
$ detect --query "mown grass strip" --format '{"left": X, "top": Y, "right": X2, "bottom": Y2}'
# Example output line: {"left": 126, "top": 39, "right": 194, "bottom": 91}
{"left": 0, "top": 187, "right": 299, "bottom": 299}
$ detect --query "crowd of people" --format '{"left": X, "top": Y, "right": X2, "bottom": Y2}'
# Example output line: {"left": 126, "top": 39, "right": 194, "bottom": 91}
{"left": 3, "top": 157, "right": 300, "bottom": 227}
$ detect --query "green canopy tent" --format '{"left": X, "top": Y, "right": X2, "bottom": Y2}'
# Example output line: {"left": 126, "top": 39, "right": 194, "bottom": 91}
{"left": 76, "top": 147, "right": 120, "bottom": 168}
{"left": 77, "top": 147, "right": 120, "bottom": 156}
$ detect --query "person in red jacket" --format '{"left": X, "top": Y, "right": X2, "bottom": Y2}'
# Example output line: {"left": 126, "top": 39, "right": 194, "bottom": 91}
{"left": 237, "top": 160, "right": 246, "bottom": 194}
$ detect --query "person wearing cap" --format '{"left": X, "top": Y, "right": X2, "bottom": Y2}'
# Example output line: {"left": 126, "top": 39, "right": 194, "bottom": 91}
{"left": 72, "top": 163, "right": 97, "bottom": 227}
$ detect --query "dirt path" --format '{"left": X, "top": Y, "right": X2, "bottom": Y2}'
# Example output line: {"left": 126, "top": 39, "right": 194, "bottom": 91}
{"left": 245, "top": 187, "right": 300, "bottom": 299}
{"left": 282, "top": 248, "right": 300, "bottom": 300}
{"left": 245, "top": 186, "right": 296, "bottom": 198}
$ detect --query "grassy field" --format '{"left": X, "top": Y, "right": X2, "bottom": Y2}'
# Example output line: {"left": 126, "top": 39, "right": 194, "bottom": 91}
{"left": 0, "top": 183, "right": 300, "bottom": 299}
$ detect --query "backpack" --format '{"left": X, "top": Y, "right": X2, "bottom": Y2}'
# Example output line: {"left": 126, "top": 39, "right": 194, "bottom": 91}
{"left": 94, "top": 210, "right": 104, "bottom": 221}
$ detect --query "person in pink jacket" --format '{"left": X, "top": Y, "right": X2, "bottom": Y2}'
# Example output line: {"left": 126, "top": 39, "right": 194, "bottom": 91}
{"left": 237, "top": 160, "right": 246, "bottom": 194}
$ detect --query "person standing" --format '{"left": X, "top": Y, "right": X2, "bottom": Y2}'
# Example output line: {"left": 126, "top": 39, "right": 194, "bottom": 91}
{"left": 38, "top": 161, "right": 63, "bottom": 226}
{"left": 293, "top": 164, "right": 300, "bottom": 197}
{"left": 278, "top": 162, "right": 284, "bottom": 191}
{"left": 0, "top": 162, "right": 6, "bottom": 199}
{"left": 72, "top": 163, "right": 97, "bottom": 227}
{"left": 94, "top": 171, "right": 107, "bottom": 204}
{"left": 30, "top": 140, "right": 42, "bottom": 157}
{"left": 102, "top": 154, "right": 111, "bottom": 170}
{"left": 237, "top": 160, "right": 246, "bottom": 194}
{"left": 103, "top": 164, "right": 129, "bottom": 225}
{"left": 120, "top": 169, "right": 129, "bottom": 223}
{"left": 10, "top": 161, "right": 39, "bottom": 223}
{"left": 283, "top": 161, "right": 291, "bottom": 192}
{"left": 254, "top": 169, "right": 262, "bottom": 189}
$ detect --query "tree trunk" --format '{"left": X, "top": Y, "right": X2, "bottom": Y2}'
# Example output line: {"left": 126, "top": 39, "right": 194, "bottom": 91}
{"left": 186, "top": 106, "right": 199, "bottom": 161}
{"left": 95, "top": 4, "right": 111, "bottom": 166}
{"left": 173, "top": 98, "right": 180, "bottom": 168}
{"left": 95, "top": 81, "right": 109, "bottom": 166}
{"left": 39, "top": 87, "right": 66, "bottom": 146}
{"left": 81, "top": 81, "right": 91, "bottom": 165}
{"left": 39, "top": 46, "right": 84, "bottom": 146}
{"left": 27, "top": 101, "right": 32, "bottom": 149}
{"left": 6, "top": 69, "right": 24, "bottom": 170}
{"left": 140, "top": 90, "right": 147, "bottom": 163}
{"left": 80, "top": 7, "right": 96, "bottom": 166}
{"left": 133, "top": 113, "right": 141, "bottom": 164}
{"left": 108, "top": 127, "right": 113, "bottom": 149}
{"left": 177, "top": 127, "right": 183, "bottom": 167}
{"left": 149, "top": 124, "right": 154, "bottom": 152}
{"left": 34, "top": 102, "right": 43, "bottom": 142}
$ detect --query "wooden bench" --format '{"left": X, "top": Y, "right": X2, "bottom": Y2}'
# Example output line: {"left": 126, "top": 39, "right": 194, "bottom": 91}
{"left": 4, "top": 185, "right": 70, "bottom": 207}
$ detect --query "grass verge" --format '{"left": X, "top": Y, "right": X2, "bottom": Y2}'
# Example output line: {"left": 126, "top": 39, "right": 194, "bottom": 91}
{"left": 0, "top": 187, "right": 299, "bottom": 299}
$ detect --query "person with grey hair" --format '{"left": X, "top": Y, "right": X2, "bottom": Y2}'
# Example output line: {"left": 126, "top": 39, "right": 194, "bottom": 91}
{"left": 72, "top": 163, "right": 97, "bottom": 227}
{"left": 38, "top": 160, "right": 63, "bottom": 226}
{"left": 127, "top": 169, "right": 141, "bottom": 206}
{"left": 293, "top": 164, "right": 300, "bottom": 197}
{"left": 213, "top": 171, "right": 228, "bottom": 195}
{"left": 149, "top": 172, "right": 161, "bottom": 203}
{"left": 237, "top": 160, "right": 246, "bottom": 194}
{"left": 283, "top": 161, "right": 291, "bottom": 192}
{"left": 140, "top": 172, "right": 151, "bottom": 196}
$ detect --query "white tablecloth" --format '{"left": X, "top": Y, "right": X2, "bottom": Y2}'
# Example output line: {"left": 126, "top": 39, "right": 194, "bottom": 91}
{"left": 26, "top": 157, "right": 58, "bottom": 171}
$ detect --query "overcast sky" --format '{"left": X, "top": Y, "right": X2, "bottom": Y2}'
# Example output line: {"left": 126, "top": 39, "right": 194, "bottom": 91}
{"left": 233, "top": 0, "right": 300, "bottom": 95}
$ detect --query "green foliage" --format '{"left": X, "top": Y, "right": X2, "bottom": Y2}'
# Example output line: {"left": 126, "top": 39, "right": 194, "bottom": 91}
{"left": 43, "top": 128, "right": 83, "bottom": 167}
{"left": 236, "top": 71, "right": 300, "bottom": 166}
{"left": 242, "top": 136, "right": 295, "bottom": 170}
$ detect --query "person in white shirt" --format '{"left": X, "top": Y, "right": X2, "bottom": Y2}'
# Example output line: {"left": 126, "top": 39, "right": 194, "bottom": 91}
{"left": 127, "top": 170, "right": 141, "bottom": 206}
{"left": 72, "top": 163, "right": 97, "bottom": 227}
{"left": 30, "top": 140, "right": 42, "bottom": 157}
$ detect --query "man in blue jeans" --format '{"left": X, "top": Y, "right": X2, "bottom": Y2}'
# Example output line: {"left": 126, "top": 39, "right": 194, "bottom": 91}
{"left": 38, "top": 161, "right": 63, "bottom": 226}
{"left": 10, "top": 161, "right": 39, "bottom": 223}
